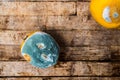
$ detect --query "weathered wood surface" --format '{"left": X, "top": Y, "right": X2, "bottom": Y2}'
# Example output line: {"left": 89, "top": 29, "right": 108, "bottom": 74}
{"left": 0, "top": 0, "right": 120, "bottom": 78}
{"left": 0, "top": 15, "right": 104, "bottom": 30}
{"left": 0, "top": 2, "right": 76, "bottom": 16}
{"left": 0, "top": 2, "right": 92, "bottom": 16}
{"left": 0, "top": 2, "right": 105, "bottom": 30}
{"left": 0, "top": 0, "right": 90, "bottom": 2}
{"left": 0, "top": 30, "right": 120, "bottom": 46}
{"left": 0, "top": 77, "right": 120, "bottom": 80}
{"left": 0, "top": 45, "right": 120, "bottom": 61}
{"left": 0, "top": 61, "right": 120, "bottom": 76}
{"left": 0, "top": 0, "right": 78, "bottom": 2}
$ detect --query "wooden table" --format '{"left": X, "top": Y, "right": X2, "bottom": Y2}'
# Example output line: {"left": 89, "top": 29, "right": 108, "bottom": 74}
{"left": 0, "top": 0, "right": 120, "bottom": 80}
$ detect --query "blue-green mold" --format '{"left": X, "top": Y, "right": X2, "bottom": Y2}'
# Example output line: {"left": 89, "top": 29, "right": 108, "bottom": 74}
{"left": 21, "top": 32, "right": 60, "bottom": 68}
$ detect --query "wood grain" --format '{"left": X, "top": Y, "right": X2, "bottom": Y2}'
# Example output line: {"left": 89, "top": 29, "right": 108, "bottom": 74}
{"left": 0, "top": 0, "right": 120, "bottom": 78}
{"left": 0, "top": 16, "right": 45, "bottom": 31}
{"left": 0, "top": 2, "right": 76, "bottom": 16}
{"left": 0, "top": 30, "right": 120, "bottom": 46}
{"left": 0, "top": 45, "right": 120, "bottom": 61}
{"left": 45, "top": 16, "right": 102, "bottom": 30}
{"left": 0, "top": 77, "right": 120, "bottom": 80}
{"left": 0, "top": 61, "right": 120, "bottom": 76}
{"left": 0, "top": 15, "right": 104, "bottom": 30}
{"left": 0, "top": 0, "right": 78, "bottom": 2}
{"left": 0, "top": 0, "right": 91, "bottom": 2}
{"left": 77, "top": 2, "right": 90, "bottom": 16}
{"left": 0, "top": 2, "right": 105, "bottom": 30}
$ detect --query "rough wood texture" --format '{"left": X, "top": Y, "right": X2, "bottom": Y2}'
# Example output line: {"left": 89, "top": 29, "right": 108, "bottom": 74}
{"left": 0, "top": 77, "right": 120, "bottom": 80}
{"left": 0, "top": 30, "right": 120, "bottom": 46}
{"left": 0, "top": 0, "right": 90, "bottom": 2}
{"left": 0, "top": 0, "right": 120, "bottom": 79}
{"left": 0, "top": 45, "right": 120, "bottom": 61}
{"left": 77, "top": 2, "right": 90, "bottom": 16}
{"left": 0, "top": 2, "right": 106, "bottom": 30}
{"left": 0, "top": 16, "right": 44, "bottom": 30}
{"left": 0, "top": 61, "right": 120, "bottom": 76}
{"left": 0, "top": 15, "right": 104, "bottom": 30}
{"left": 0, "top": 2, "right": 76, "bottom": 16}
{"left": 0, "top": 0, "right": 78, "bottom": 2}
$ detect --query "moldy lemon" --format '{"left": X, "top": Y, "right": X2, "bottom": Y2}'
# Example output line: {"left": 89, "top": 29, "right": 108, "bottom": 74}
{"left": 90, "top": 0, "right": 120, "bottom": 28}
{"left": 21, "top": 32, "right": 60, "bottom": 68}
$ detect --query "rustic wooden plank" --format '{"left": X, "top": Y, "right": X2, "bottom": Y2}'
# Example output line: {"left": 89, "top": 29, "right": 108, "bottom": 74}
{"left": 1, "top": 45, "right": 117, "bottom": 61}
{"left": 0, "top": 45, "right": 23, "bottom": 61}
{"left": 0, "top": 16, "right": 104, "bottom": 30}
{"left": 0, "top": 30, "right": 120, "bottom": 46}
{"left": 0, "top": 2, "right": 104, "bottom": 30}
{"left": 0, "top": 0, "right": 77, "bottom": 2}
{"left": 0, "top": 45, "right": 120, "bottom": 61}
{"left": 0, "top": 2, "right": 76, "bottom": 16}
{"left": 0, "top": 61, "right": 120, "bottom": 76}
{"left": 77, "top": 2, "right": 90, "bottom": 16}
{"left": 0, "top": 16, "right": 45, "bottom": 31}
{"left": 46, "top": 16, "right": 104, "bottom": 30}
{"left": 0, "top": 31, "right": 29, "bottom": 45}
{"left": 110, "top": 46, "right": 120, "bottom": 61}
{"left": 0, "top": 0, "right": 91, "bottom": 2}
{"left": 0, "top": 77, "right": 120, "bottom": 80}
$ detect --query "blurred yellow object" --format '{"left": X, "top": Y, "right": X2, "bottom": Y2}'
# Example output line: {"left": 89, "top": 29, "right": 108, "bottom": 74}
{"left": 90, "top": 0, "right": 120, "bottom": 28}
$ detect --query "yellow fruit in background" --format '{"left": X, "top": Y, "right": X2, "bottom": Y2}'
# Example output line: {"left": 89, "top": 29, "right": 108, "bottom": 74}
{"left": 90, "top": 0, "right": 120, "bottom": 29}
